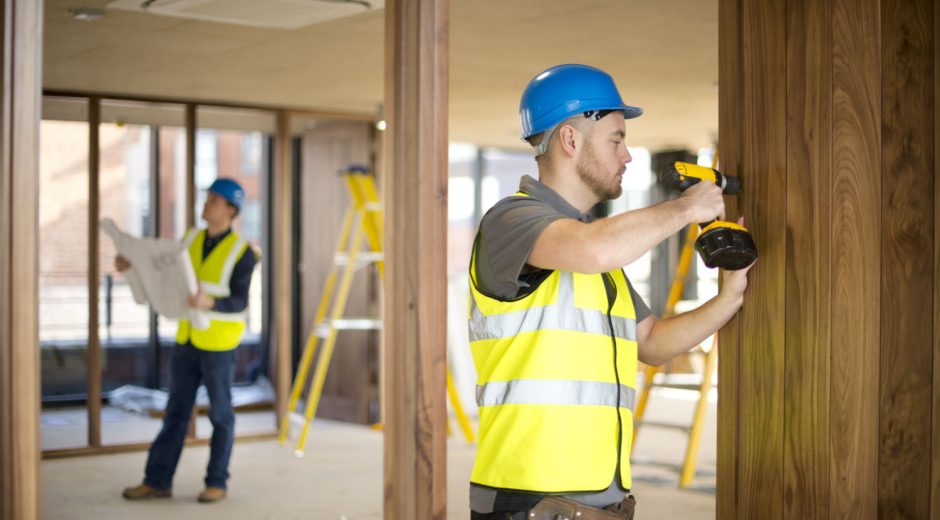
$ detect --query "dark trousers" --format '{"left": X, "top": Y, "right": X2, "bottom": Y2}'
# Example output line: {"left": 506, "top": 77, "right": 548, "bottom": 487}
{"left": 143, "top": 342, "right": 236, "bottom": 490}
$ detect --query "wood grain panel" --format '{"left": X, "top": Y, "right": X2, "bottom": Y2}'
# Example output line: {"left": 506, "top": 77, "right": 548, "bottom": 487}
{"left": 879, "top": 1, "right": 934, "bottom": 517}
{"left": 716, "top": 0, "right": 741, "bottom": 517}
{"left": 384, "top": 0, "right": 448, "bottom": 518}
{"left": 737, "top": 0, "right": 787, "bottom": 517}
{"left": 783, "top": 0, "right": 832, "bottom": 517}
{"left": 0, "top": 1, "right": 43, "bottom": 518}
{"left": 932, "top": 0, "right": 939, "bottom": 514}
{"left": 831, "top": 0, "right": 881, "bottom": 516}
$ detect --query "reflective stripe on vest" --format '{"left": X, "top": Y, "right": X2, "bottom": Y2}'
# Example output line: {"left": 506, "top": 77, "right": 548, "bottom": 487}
{"left": 476, "top": 379, "right": 637, "bottom": 410}
{"left": 469, "top": 270, "right": 636, "bottom": 336}
{"left": 469, "top": 273, "right": 636, "bottom": 342}
{"left": 176, "top": 228, "right": 250, "bottom": 351}
{"left": 468, "top": 248, "right": 638, "bottom": 493}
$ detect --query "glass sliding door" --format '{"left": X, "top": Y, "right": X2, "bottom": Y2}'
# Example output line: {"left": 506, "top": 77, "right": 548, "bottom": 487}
{"left": 39, "top": 97, "right": 91, "bottom": 450}
{"left": 97, "top": 100, "right": 186, "bottom": 445}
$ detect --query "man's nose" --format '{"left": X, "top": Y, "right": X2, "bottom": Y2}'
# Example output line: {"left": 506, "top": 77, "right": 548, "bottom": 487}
{"left": 622, "top": 146, "right": 632, "bottom": 164}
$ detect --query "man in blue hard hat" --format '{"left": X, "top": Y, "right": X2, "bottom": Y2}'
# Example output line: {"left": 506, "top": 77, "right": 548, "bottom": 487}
{"left": 119, "top": 177, "right": 258, "bottom": 504}
{"left": 467, "top": 64, "right": 753, "bottom": 519}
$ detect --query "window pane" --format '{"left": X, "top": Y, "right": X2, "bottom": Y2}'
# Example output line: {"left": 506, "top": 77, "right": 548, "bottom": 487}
{"left": 156, "top": 126, "right": 188, "bottom": 387}
{"left": 194, "top": 107, "right": 273, "bottom": 437}
{"left": 98, "top": 100, "right": 185, "bottom": 445}
{"left": 610, "top": 147, "right": 653, "bottom": 304}
{"left": 194, "top": 106, "right": 272, "bottom": 404}
{"left": 40, "top": 101, "right": 90, "bottom": 450}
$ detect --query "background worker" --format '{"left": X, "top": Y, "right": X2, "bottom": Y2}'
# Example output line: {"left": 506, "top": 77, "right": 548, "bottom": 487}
{"left": 119, "top": 178, "right": 258, "bottom": 504}
{"left": 467, "top": 64, "right": 753, "bottom": 519}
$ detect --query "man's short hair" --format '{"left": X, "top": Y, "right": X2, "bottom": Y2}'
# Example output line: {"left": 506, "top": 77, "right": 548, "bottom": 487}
{"left": 527, "top": 114, "right": 597, "bottom": 159}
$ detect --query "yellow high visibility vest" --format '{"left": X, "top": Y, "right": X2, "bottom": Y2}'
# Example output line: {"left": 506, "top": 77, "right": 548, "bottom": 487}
{"left": 176, "top": 228, "right": 250, "bottom": 351}
{"left": 468, "top": 243, "right": 638, "bottom": 493}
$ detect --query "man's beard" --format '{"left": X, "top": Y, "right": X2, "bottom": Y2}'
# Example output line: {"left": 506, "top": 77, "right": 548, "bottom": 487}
{"left": 576, "top": 144, "right": 624, "bottom": 201}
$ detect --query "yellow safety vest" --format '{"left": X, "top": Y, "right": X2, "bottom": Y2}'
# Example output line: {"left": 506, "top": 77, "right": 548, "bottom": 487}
{"left": 468, "top": 243, "right": 638, "bottom": 493}
{"left": 176, "top": 228, "right": 250, "bottom": 351}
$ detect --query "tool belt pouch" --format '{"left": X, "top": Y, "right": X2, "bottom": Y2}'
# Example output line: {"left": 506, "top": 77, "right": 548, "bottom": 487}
{"left": 527, "top": 495, "right": 636, "bottom": 520}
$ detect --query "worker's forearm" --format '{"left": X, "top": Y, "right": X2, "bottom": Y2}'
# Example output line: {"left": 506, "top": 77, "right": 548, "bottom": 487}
{"left": 582, "top": 199, "right": 692, "bottom": 272}
{"left": 638, "top": 293, "right": 742, "bottom": 366}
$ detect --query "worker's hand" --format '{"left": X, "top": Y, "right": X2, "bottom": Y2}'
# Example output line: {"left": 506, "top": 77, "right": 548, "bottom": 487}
{"left": 115, "top": 255, "right": 131, "bottom": 272}
{"left": 679, "top": 181, "right": 725, "bottom": 223}
{"left": 717, "top": 217, "right": 755, "bottom": 306}
{"left": 188, "top": 290, "right": 215, "bottom": 310}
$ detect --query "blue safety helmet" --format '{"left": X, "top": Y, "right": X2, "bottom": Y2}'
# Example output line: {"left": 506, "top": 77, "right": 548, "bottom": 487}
{"left": 519, "top": 64, "right": 643, "bottom": 143}
{"left": 207, "top": 178, "right": 245, "bottom": 212}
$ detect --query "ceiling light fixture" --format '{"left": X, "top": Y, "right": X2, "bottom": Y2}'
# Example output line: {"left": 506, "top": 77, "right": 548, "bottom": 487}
{"left": 70, "top": 7, "right": 105, "bottom": 21}
{"left": 375, "top": 104, "right": 386, "bottom": 131}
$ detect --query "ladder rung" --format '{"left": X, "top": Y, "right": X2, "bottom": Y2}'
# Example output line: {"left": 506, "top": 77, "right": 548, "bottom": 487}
{"left": 650, "top": 383, "right": 707, "bottom": 391}
{"left": 333, "top": 251, "right": 384, "bottom": 266}
{"left": 636, "top": 420, "right": 691, "bottom": 433}
{"left": 288, "top": 412, "right": 306, "bottom": 427}
{"left": 315, "top": 318, "right": 383, "bottom": 337}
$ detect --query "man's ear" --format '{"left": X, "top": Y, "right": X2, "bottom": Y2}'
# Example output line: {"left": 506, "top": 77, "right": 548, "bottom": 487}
{"left": 557, "top": 124, "right": 580, "bottom": 157}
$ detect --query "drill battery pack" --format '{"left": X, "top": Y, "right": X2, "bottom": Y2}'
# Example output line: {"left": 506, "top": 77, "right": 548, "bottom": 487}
{"left": 695, "top": 221, "right": 758, "bottom": 270}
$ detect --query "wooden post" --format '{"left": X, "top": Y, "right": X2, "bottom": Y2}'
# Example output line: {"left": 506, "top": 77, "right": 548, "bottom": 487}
{"left": 185, "top": 103, "right": 197, "bottom": 439}
{"left": 185, "top": 104, "right": 196, "bottom": 229}
{"left": 383, "top": 0, "right": 448, "bottom": 518}
{"left": 87, "top": 97, "right": 101, "bottom": 447}
{"left": 273, "top": 111, "right": 292, "bottom": 423}
{"left": 718, "top": 0, "right": 937, "bottom": 517}
{"left": 0, "top": 0, "right": 43, "bottom": 518}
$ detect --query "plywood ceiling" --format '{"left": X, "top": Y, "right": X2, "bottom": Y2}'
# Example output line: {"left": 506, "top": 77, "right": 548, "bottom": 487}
{"left": 44, "top": 0, "right": 718, "bottom": 152}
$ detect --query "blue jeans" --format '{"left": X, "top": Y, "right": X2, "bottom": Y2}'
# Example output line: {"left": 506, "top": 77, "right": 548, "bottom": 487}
{"left": 143, "top": 342, "right": 236, "bottom": 490}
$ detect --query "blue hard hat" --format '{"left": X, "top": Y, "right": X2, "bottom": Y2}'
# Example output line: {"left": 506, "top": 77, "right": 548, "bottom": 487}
{"left": 519, "top": 64, "right": 643, "bottom": 140}
{"left": 208, "top": 178, "right": 245, "bottom": 211}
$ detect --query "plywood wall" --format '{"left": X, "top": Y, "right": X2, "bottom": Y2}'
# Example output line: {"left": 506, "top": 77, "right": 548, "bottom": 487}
{"left": 299, "top": 120, "right": 378, "bottom": 424}
{"left": 718, "top": 0, "right": 937, "bottom": 517}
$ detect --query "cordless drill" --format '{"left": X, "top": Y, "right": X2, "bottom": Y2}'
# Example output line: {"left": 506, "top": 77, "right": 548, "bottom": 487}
{"left": 658, "top": 161, "right": 758, "bottom": 270}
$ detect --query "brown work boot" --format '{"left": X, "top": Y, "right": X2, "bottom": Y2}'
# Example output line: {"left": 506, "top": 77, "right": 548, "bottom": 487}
{"left": 197, "top": 486, "right": 226, "bottom": 503}
{"left": 122, "top": 483, "right": 171, "bottom": 500}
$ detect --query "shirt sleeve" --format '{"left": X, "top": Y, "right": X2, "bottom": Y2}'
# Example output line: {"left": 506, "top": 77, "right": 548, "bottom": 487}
{"left": 626, "top": 277, "right": 652, "bottom": 322}
{"left": 212, "top": 246, "right": 258, "bottom": 313}
{"left": 472, "top": 196, "right": 568, "bottom": 300}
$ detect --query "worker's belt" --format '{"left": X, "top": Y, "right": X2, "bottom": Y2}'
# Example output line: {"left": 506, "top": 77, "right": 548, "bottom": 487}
{"left": 527, "top": 494, "right": 636, "bottom": 520}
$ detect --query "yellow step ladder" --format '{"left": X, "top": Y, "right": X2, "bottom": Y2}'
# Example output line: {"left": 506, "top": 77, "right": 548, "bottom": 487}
{"left": 278, "top": 166, "right": 474, "bottom": 457}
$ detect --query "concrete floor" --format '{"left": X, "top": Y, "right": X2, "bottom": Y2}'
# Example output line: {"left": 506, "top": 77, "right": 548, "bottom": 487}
{"left": 41, "top": 389, "right": 716, "bottom": 519}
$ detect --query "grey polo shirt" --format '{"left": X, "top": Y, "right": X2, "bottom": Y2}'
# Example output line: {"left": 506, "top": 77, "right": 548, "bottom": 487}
{"left": 469, "top": 175, "right": 652, "bottom": 513}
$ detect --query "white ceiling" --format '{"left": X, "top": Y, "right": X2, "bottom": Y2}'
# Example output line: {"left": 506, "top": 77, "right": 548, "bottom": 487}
{"left": 44, "top": 0, "right": 718, "bottom": 152}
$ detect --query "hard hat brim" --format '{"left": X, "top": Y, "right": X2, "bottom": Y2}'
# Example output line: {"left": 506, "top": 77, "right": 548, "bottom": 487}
{"left": 622, "top": 105, "right": 644, "bottom": 120}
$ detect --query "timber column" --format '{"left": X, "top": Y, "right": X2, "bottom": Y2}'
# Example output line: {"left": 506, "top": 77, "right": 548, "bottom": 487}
{"left": 0, "top": 1, "right": 43, "bottom": 519}
{"left": 383, "top": 0, "right": 449, "bottom": 519}
{"left": 718, "top": 0, "right": 938, "bottom": 518}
